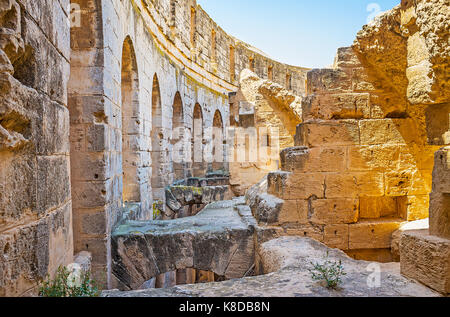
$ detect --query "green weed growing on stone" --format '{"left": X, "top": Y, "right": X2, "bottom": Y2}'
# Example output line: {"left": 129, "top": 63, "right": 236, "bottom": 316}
{"left": 39, "top": 266, "right": 100, "bottom": 297}
{"left": 308, "top": 252, "right": 346, "bottom": 289}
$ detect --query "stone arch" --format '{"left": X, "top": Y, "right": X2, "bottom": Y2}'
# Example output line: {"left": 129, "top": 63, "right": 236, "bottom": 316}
{"left": 192, "top": 103, "right": 204, "bottom": 177}
{"left": 212, "top": 110, "right": 225, "bottom": 171}
{"left": 151, "top": 74, "right": 166, "bottom": 201}
{"left": 171, "top": 92, "right": 185, "bottom": 180}
{"left": 121, "top": 36, "right": 140, "bottom": 204}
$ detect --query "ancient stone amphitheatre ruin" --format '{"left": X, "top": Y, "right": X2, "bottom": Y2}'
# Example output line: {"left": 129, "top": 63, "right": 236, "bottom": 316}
{"left": 0, "top": 0, "right": 448, "bottom": 298}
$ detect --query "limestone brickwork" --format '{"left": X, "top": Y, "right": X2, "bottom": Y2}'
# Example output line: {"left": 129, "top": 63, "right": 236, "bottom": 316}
{"left": 0, "top": 0, "right": 448, "bottom": 297}
{"left": 0, "top": 0, "right": 73, "bottom": 296}
{"left": 255, "top": 0, "right": 449, "bottom": 263}
{"left": 400, "top": 147, "right": 450, "bottom": 295}
{"left": 229, "top": 69, "right": 306, "bottom": 196}
{"left": 67, "top": 0, "right": 308, "bottom": 288}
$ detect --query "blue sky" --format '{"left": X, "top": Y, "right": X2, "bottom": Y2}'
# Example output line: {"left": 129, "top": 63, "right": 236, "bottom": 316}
{"left": 197, "top": 0, "right": 400, "bottom": 68}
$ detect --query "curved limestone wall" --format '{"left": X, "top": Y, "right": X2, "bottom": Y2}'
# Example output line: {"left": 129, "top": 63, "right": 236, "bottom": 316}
{"left": 68, "top": 0, "right": 309, "bottom": 289}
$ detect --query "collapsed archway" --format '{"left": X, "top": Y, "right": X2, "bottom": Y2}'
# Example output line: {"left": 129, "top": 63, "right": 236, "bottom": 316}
{"left": 121, "top": 36, "right": 140, "bottom": 204}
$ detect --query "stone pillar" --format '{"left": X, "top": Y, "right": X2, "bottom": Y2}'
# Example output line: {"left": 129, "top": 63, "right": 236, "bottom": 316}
{"left": 429, "top": 147, "right": 450, "bottom": 239}
{"left": 400, "top": 147, "right": 450, "bottom": 295}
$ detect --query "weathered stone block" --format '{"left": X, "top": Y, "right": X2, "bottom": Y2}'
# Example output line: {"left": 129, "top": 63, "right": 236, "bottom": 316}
{"left": 333, "top": 47, "right": 361, "bottom": 69}
{"left": 281, "top": 146, "right": 346, "bottom": 173}
{"left": 278, "top": 199, "right": 308, "bottom": 224}
{"left": 36, "top": 155, "right": 71, "bottom": 214}
{"left": 296, "top": 120, "right": 360, "bottom": 147}
{"left": 400, "top": 230, "right": 450, "bottom": 295}
{"left": 405, "top": 195, "right": 429, "bottom": 221}
{"left": 286, "top": 172, "right": 325, "bottom": 200}
{"left": 347, "top": 145, "right": 401, "bottom": 171}
{"left": 349, "top": 220, "right": 402, "bottom": 249}
{"left": 307, "top": 69, "right": 352, "bottom": 95}
{"left": 71, "top": 180, "right": 111, "bottom": 209}
{"left": 359, "top": 119, "right": 418, "bottom": 146}
{"left": 385, "top": 169, "right": 432, "bottom": 196}
{"left": 324, "top": 224, "right": 349, "bottom": 250}
{"left": 359, "top": 196, "right": 406, "bottom": 219}
{"left": 302, "top": 93, "right": 370, "bottom": 121}
{"left": 310, "top": 198, "right": 359, "bottom": 224}
{"left": 267, "top": 171, "right": 291, "bottom": 199}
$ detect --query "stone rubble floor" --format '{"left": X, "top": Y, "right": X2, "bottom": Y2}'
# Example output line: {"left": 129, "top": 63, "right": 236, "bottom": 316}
{"left": 105, "top": 200, "right": 442, "bottom": 297}
{"left": 110, "top": 197, "right": 257, "bottom": 290}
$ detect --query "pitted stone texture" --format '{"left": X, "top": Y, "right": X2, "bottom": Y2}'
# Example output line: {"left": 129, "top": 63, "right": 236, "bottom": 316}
{"left": 111, "top": 198, "right": 255, "bottom": 291}
{"left": 165, "top": 177, "right": 232, "bottom": 220}
{"left": 103, "top": 237, "right": 439, "bottom": 297}
{"left": 400, "top": 230, "right": 450, "bottom": 295}
{"left": 429, "top": 147, "right": 450, "bottom": 239}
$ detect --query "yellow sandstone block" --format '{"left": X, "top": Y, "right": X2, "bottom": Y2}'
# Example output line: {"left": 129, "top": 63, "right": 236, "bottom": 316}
{"left": 348, "top": 145, "right": 399, "bottom": 171}
{"left": 349, "top": 220, "right": 402, "bottom": 249}
{"left": 302, "top": 93, "right": 370, "bottom": 121}
{"left": 359, "top": 196, "right": 405, "bottom": 219}
{"left": 385, "top": 169, "right": 432, "bottom": 196}
{"left": 297, "top": 120, "right": 360, "bottom": 147}
{"left": 405, "top": 195, "right": 429, "bottom": 221}
{"left": 303, "top": 147, "right": 347, "bottom": 172}
{"left": 285, "top": 224, "right": 324, "bottom": 243}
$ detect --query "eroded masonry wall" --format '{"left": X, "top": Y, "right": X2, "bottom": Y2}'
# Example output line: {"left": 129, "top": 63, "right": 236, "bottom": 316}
{"left": 263, "top": 0, "right": 449, "bottom": 262}
{"left": 0, "top": 0, "right": 73, "bottom": 296}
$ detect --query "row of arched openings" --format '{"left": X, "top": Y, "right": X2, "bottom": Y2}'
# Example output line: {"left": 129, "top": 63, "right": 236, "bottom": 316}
{"left": 120, "top": 36, "right": 224, "bottom": 208}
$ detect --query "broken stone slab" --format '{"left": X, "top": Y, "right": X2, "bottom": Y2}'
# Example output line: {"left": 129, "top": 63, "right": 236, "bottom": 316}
{"left": 111, "top": 199, "right": 255, "bottom": 291}
{"left": 429, "top": 146, "right": 450, "bottom": 239}
{"left": 103, "top": 236, "right": 440, "bottom": 297}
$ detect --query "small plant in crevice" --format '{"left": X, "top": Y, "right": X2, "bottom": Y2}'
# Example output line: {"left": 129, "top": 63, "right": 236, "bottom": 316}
{"left": 308, "top": 252, "right": 346, "bottom": 290}
{"left": 39, "top": 266, "right": 100, "bottom": 297}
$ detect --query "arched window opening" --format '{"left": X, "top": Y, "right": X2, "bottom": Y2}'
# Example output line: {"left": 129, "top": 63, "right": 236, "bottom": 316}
{"left": 121, "top": 37, "right": 140, "bottom": 204}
